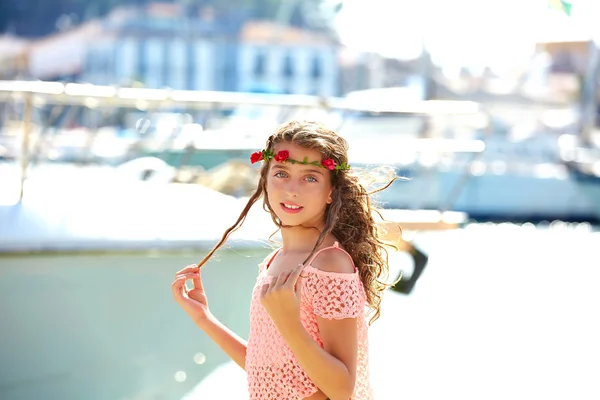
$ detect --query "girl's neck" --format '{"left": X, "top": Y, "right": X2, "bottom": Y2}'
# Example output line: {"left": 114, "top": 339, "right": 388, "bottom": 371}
{"left": 280, "top": 224, "right": 327, "bottom": 254}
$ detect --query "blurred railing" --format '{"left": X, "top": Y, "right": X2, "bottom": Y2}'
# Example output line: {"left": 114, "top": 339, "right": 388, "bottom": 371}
{"left": 0, "top": 80, "right": 482, "bottom": 113}
{"left": 0, "top": 80, "right": 487, "bottom": 204}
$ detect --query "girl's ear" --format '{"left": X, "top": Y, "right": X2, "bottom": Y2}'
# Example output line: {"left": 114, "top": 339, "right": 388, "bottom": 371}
{"left": 327, "top": 187, "right": 334, "bottom": 204}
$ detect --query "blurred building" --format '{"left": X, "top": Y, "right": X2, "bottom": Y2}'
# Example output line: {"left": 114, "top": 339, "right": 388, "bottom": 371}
{"left": 6, "top": 3, "right": 344, "bottom": 96}
{"left": 237, "top": 21, "right": 338, "bottom": 96}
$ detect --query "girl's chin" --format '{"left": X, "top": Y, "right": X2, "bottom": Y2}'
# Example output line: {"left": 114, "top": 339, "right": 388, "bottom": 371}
{"left": 277, "top": 214, "right": 303, "bottom": 225}
{"left": 276, "top": 214, "right": 324, "bottom": 229}
{"left": 273, "top": 209, "right": 304, "bottom": 224}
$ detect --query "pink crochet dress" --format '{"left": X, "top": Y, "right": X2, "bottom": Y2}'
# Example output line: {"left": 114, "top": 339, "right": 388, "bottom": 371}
{"left": 245, "top": 242, "right": 373, "bottom": 399}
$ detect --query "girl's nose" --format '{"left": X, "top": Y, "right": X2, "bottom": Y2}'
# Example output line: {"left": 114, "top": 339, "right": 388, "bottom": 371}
{"left": 285, "top": 180, "right": 299, "bottom": 197}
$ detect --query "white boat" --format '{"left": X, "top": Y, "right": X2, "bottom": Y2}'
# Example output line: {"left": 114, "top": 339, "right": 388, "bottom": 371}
{"left": 359, "top": 131, "right": 596, "bottom": 222}
{"left": 558, "top": 135, "right": 600, "bottom": 222}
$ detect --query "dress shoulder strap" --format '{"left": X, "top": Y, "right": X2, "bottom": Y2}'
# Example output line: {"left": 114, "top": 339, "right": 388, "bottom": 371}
{"left": 306, "top": 241, "right": 356, "bottom": 270}
{"left": 263, "top": 248, "right": 281, "bottom": 271}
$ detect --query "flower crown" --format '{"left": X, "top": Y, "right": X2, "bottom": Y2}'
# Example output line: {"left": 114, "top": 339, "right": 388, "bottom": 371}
{"left": 250, "top": 149, "right": 350, "bottom": 173}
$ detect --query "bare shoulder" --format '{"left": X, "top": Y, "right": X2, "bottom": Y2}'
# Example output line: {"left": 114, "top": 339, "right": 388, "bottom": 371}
{"left": 309, "top": 247, "right": 355, "bottom": 274}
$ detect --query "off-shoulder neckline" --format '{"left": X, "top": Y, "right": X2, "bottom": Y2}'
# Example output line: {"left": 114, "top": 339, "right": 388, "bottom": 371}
{"left": 260, "top": 244, "right": 359, "bottom": 279}
{"left": 302, "top": 264, "right": 359, "bottom": 277}
{"left": 261, "top": 264, "right": 359, "bottom": 280}
{"left": 260, "top": 253, "right": 358, "bottom": 278}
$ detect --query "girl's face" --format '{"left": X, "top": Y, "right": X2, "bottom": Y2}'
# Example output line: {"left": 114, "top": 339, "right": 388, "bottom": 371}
{"left": 266, "top": 142, "right": 333, "bottom": 228}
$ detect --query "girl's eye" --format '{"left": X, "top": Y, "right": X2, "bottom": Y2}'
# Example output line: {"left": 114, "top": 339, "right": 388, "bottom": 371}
{"left": 274, "top": 171, "right": 288, "bottom": 178}
{"left": 305, "top": 176, "right": 318, "bottom": 183}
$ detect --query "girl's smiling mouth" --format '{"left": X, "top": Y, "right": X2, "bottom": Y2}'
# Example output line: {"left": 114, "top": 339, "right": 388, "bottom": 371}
{"left": 281, "top": 202, "right": 303, "bottom": 214}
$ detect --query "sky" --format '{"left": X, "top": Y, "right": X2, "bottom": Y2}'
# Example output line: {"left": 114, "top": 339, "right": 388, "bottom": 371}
{"left": 334, "top": 0, "right": 599, "bottom": 73}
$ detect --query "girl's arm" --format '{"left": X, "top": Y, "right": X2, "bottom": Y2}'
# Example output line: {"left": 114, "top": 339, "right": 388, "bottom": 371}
{"left": 195, "top": 313, "right": 248, "bottom": 370}
{"left": 173, "top": 266, "right": 248, "bottom": 370}
{"left": 279, "top": 318, "right": 357, "bottom": 400}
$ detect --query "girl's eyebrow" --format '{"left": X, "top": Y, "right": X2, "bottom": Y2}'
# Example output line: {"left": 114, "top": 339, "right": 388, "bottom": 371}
{"left": 273, "top": 164, "right": 324, "bottom": 176}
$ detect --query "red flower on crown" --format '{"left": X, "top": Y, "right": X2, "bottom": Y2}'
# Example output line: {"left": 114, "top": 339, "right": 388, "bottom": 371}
{"left": 274, "top": 150, "right": 290, "bottom": 162}
{"left": 250, "top": 151, "right": 263, "bottom": 164}
{"left": 321, "top": 158, "right": 336, "bottom": 170}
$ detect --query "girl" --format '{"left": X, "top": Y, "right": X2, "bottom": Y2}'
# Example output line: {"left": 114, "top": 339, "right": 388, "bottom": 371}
{"left": 172, "top": 120, "right": 399, "bottom": 400}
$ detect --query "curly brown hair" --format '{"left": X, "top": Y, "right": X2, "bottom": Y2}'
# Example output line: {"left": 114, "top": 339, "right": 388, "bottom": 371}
{"left": 197, "top": 120, "right": 398, "bottom": 325}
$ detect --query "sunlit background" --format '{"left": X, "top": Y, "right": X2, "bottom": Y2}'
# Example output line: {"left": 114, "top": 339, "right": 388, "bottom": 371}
{"left": 1, "top": 0, "right": 599, "bottom": 399}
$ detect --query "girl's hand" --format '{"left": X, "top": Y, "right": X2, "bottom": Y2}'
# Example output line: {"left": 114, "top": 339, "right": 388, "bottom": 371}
{"left": 260, "top": 264, "right": 304, "bottom": 333}
{"left": 172, "top": 264, "right": 212, "bottom": 322}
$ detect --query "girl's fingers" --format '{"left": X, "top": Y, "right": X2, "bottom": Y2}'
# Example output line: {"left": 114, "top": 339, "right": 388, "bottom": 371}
{"left": 192, "top": 271, "right": 203, "bottom": 291}
{"left": 175, "top": 272, "right": 199, "bottom": 281}
{"left": 176, "top": 264, "right": 199, "bottom": 276}
{"left": 259, "top": 283, "right": 270, "bottom": 298}
{"left": 178, "top": 273, "right": 205, "bottom": 295}
{"left": 275, "top": 271, "right": 291, "bottom": 288}
{"left": 171, "top": 275, "right": 187, "bottom": 296}
{"left": 295, "top": 275, "right": 303, "bottom": 298}
{"left": 285, "top": 264, "right": 304, "bottom": 288}
{"left": 176, "top": 266, "right": 203, "bottom": 290}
